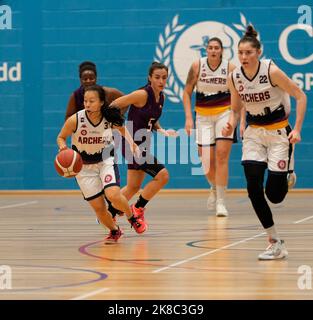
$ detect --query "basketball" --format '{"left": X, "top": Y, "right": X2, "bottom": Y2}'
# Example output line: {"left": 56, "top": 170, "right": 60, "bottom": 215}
{"left": 54, "top": 149, "right": 83, "bottom": 178}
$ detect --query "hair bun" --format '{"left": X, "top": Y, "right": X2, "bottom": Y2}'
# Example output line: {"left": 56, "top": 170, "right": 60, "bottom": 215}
{"left": 245, "top": 25, "right": 258, "bottom": 38}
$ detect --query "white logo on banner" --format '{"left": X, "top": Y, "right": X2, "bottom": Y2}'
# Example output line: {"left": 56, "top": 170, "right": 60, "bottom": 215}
{"left": 154, "top": 13, "right": 260, "bottom": 103}
{"left": 0, "top": 62, "right": 22, "bottom": 82}
{"left": 279, "top": 24, "right": 313, "bottom": 65}
{"left": 279, "top": 6, "right": 313, "bottom": 91}
{"left": 298, "top": 5, "right": 312, "bottom": 30}
{"left": 0, "top": 5, "right": 12, "bottom": 30}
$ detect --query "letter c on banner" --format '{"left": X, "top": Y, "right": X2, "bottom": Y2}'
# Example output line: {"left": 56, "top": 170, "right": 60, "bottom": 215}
{"left": 279, "top": 24, "right": 313, "bottom": 65}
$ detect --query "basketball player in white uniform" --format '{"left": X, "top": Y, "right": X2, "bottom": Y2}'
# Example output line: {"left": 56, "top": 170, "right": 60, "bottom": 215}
{"left": 222, "top": 26, "right": 307, "bottom": 260}
{"left": 57, "top": 85, "right": 147, "bottom": 243}
{"left": 183, "top": 37, "right": 236, "bottom": 217}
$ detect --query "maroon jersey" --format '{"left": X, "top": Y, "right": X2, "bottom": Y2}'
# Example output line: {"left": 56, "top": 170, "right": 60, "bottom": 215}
{"left": 127, "top": 84, "right": 164, "bottom": 145}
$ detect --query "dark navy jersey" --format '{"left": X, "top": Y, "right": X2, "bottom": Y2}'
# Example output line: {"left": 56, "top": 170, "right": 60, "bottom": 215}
{"left": 127, "top": 84, "right": 164, "bottom": 144}
{"left": 73, "top": 85, "right": 85, "bottom": 111}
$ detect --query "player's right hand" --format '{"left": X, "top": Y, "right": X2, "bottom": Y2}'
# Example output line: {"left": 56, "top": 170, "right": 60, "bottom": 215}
{"left": 185, "top": 119, "right": 194, "bottom": 136}
{"left": 222, "top": 122, "right": 233, "bottom": 137}
{"left": 58, "top": 145, "right": 68, "bottom": 153}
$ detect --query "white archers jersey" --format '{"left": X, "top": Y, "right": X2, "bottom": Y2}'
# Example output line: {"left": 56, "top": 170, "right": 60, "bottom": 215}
{"left": 72, "top": 110, "right": 114, "bottom": 163}
{"left": 232, "top": 59, "right": 290, "bottom": 129}
{"left": 195, "top": 58, "right": 230, "bottom": 116}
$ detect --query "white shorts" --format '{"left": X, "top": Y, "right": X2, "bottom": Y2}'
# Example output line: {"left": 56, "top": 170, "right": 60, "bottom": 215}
{"left": 242, "top": 126, "right": 294, "bottom": 172}
{"left": 75, "top": 158, "right": 120, "bottom": 201}
{"left": 195, "top": 109, "right": 234, "bottom": 146}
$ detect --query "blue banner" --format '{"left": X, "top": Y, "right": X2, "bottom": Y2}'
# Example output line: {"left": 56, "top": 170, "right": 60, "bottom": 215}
{"left": 0, "top": 1, "right": 312, "bottom": 189}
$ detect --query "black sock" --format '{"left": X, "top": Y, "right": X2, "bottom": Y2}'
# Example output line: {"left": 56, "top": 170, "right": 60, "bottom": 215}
{"left": 105, "top": 196, "right": 120, "bottom": 217}
{"left": 135, "top": 195, "right": 149, "bottom": 209}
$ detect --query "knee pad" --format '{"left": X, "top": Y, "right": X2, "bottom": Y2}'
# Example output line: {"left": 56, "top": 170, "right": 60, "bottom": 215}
{"left": 265, "top": 171, "right": 288, "bottom": 203}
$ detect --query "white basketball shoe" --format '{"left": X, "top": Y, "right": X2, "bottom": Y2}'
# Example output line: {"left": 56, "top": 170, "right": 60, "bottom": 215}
{"left": 258, "top": 239, "right": 288, "bottom": 260}
{"left": 207, "top": 188, "right": 216, "bottom": 210}
{"left": 216, "top": 199, "right": 228, "bottom": 217}
{"left": 287, "top": 172, "right": 297, "bottom": 190}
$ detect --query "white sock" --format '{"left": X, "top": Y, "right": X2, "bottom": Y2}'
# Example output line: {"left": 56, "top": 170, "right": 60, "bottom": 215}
{"left": 265, "top": 225, "right": 280, "bottom": 242}
{"left": 207, "top": 177, "right": 215, "bottom": 190}
{"left": 216, "top": 185, "right": 226, "bottom": 201}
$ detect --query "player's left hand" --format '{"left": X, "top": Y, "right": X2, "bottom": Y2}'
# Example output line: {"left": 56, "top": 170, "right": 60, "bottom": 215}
{"left": 288, "top": 129, "right": 301, "bottom": 144}
{"left": 239, "top": 120, "right": 246, "bottom": 138}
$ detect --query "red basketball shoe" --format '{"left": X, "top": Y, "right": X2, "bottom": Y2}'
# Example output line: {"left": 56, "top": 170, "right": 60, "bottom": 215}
{"left": 128, "top": 215, "right": 147, "bottom": 234}
{"left": 104, "top": 227, "right": 123, "bottom": 244}
{"left": 131, "top": 204, "right": 146, "bottom": 221}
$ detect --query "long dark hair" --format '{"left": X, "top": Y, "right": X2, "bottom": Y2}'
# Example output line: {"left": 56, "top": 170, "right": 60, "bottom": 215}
{"left": 84, "top": 85, "right": 124, "bottom": 127}
{"left": 207, "top": 37, "right": 223, "bottom": 59}
{"left": 147, "top": 61, "right": 168, "bottom": 84}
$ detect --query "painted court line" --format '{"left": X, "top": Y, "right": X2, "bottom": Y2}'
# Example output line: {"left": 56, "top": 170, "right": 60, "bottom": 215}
{"left": 71, "top": 211, "right": 312, "bottom": 298}
{"left": 70, "top": 287, "right": 110, "bottom": 300}
{"left": 154, "top": 212, "right": 313, "bottom": 273}
{"left": 293, "top": 215, "right": 313, "bottom": 224}
{"left": 0, "top": 201, "right": 38, "bottom": 210}
{"left": 153, "top": 232, "right": 266, "bottom": 273}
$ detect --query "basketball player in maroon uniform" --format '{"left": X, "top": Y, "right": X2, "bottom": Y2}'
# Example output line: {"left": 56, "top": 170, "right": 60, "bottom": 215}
{"left": 107, "top": 62, "right": 178, "bottom": 226}
{"left": 65, "top": 61, "right": 124, "bottom": 120}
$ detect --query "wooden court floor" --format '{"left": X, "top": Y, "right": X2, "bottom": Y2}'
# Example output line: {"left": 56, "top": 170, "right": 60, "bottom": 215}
{"left": 0, "top": 190, "right": 313, "bottom": 300}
